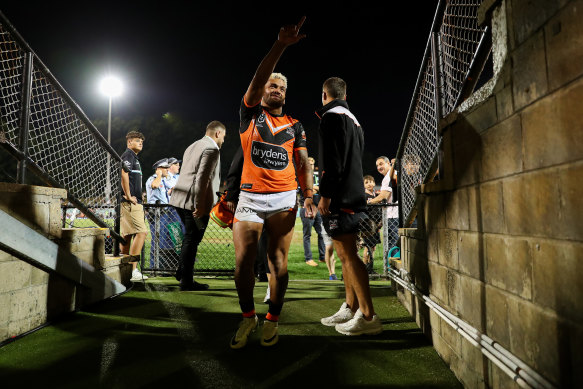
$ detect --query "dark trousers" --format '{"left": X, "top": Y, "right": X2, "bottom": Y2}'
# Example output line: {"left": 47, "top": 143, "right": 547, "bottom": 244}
{"left": 175, "top": 207, "right": 209, "bottom": 287}
{"left": 299, "top": 207, "right": 325, "bottom": 262}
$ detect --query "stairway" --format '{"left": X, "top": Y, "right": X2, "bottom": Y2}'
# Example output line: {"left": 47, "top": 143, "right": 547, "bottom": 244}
{"left": 0, "top": 182, "right": 128, "bottom": 342}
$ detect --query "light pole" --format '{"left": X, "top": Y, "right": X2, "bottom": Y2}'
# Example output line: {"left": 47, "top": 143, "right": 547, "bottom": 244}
{"left": 99, "top": 76, "right": 123, "bottom": 204}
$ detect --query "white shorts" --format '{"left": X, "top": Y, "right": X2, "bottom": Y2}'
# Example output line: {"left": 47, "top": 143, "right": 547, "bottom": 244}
{"left": 320, "top": 227, "right": 333, "bottom": 246}
{"left": 234, "top": 190, "right": 297, "bottom": 224}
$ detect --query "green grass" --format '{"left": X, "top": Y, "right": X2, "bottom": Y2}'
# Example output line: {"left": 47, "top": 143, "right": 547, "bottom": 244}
{"left": 72, "top": 216, "right": 387, "bottom": 280}
{"left": 0, "top": 278, "right": 461, "bottom": 388}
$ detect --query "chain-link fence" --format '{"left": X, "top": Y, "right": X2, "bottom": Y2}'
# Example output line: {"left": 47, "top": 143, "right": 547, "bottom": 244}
{"left": 357, "top": 204, "right": 399, "bottom": 278}
{"left": 141, "top": 204, "right": 236, "bottom": 275}
{"left": 397, "top": 0, "right": 491, "bottom": 226}
{"left": 0, "top": 12, "right": 123, "bottom": 243}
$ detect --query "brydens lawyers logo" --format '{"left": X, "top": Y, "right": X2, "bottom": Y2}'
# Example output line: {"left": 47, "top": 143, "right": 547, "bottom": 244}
{"left": 251, "top": 140, "right": 289, "bottom": 171}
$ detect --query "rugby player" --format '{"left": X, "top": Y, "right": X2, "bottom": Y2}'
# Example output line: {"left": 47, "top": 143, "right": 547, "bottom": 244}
{"left": 230, "top": 17, "right": 317, "bottom": 349}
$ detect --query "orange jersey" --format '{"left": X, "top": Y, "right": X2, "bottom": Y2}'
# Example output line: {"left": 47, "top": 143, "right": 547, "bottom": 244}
{"left": 239, "top": 97, "right": 307, "bottom": 193}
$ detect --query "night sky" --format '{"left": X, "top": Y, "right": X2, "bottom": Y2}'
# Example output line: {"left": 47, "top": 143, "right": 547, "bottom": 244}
{"left": 1, "top": 2, "right": 437, "bottom": 175}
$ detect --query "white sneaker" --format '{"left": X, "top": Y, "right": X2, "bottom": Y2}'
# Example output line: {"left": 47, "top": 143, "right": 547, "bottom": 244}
{"left": 263, "top": 285, "right": 271, "bottom": 303}
{"left": 230, "top": 315, "right": 258, "bottom": 349}
{"left": 335, "top": 309, "right": 382, "bottom": 336}
{"left": 260, "top": 320, "right": 279, "bottom": 347}
{"left": 130, "top": 269, "right": 148, "bottom": 281}
{"left": 321, "top": 302, "right": 354, "bottom": 326}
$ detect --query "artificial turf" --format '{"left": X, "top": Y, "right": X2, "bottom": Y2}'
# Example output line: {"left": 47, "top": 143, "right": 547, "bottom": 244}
{"left": 0, "top": 278, "right": 461, "bottom": 388}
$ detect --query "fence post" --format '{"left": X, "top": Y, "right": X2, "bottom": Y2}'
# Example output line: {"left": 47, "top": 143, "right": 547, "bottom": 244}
{"left": 16, "top": 52, "right": 33, "bottom": 184}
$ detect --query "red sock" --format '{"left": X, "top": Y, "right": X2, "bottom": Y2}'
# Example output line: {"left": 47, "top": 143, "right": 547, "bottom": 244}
{"left": 265, "top": 312, "right": 279, "bottom": 322}
{"left": 242, "top": 309, "right": 256, "bottom": 318}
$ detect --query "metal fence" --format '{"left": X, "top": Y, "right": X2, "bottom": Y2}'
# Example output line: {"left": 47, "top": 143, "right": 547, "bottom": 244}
{"left": 357, "top": 204, "right": 399, "bottom": 277}
{"left": 0, "top": 12, "right": 123, "bottom": 243}
{"left": 396, "top": 0, "right": 491, "bottom": 226}
{"left": 142, "top": 204, "right": 236, "bottom": 275}
{"left": 61, "top": 203, "right": 399, "bottom": 277}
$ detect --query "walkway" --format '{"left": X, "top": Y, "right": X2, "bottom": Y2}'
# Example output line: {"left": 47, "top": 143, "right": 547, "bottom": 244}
{"left": 0, "top": 278, "right": 461, "bottom": 388}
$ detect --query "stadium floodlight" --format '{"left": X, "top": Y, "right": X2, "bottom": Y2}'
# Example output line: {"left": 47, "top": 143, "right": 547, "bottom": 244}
{"left": 100, "top": 75, "right": 123, "bottom": 204}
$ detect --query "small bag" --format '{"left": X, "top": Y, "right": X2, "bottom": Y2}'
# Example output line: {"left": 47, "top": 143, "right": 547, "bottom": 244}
{"left": 388, "top": 246, "right": 400, "bottom": 258}
{"left": 210, "top": 192, "right": 235, "bottom": 229}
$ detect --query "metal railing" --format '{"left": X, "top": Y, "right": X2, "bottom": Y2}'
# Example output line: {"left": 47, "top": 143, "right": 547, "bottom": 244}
{"left": 0, "top": 11, "right": 124, "bottom": 246}
{"left": 396, "top": 0, "right": 492, "bottom": 226}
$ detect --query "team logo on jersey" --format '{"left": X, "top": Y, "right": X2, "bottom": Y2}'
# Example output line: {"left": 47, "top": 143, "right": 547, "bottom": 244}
{"left": 251, "top": 141, "right": 289, "bottom": 171}
{"left": 286, "top": 127, "right": 295, "bottom": 137}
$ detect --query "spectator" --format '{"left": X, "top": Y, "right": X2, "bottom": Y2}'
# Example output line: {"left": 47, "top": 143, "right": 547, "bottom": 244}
{"left": 145, "top": 159, "right": 174, "bottom": 269}
{"left": 298, "top": 156, "right": 325, "bottom": 267}
{"left": 165, "top": 157, "right": 181, "bottom": 197}
{"left": 317, "top": 77, "right": 382, "bottom": 336}
{"left": 368, "top": 156, "right": 399, "bottom": 249}
{"left": 169, "top": 121, "right": 226, "bottom": 291}
{"left": 361, "top": 175, "right": 381, "bottom": 274}
{"left": 120, "top": 130, "right": 149, "bottom": 282}
{"left": 146, "top": 159, "right": 171, "bottom": 204}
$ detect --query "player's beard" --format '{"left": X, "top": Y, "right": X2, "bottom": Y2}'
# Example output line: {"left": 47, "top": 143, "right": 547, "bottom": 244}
{"left": 264, "top": 95, "right": 284, "bottom": 109}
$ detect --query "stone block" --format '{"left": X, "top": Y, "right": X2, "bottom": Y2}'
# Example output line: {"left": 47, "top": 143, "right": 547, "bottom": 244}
{"left": 481, "top": 114, "right": 523, "bottom": 181}
{"left": 433, "top": 331, "right": 455, "bottom": 365}
{"left": 479, "top": 181, "right": 505, "bottom": 234}
{"left": 59, "top": 228, "right": 106, "bottom": 269}
{"left": 495, "top": 86, "right": 514, "bottom": 121}
{"left": 0, "top": 249, "right": 14, "bottom": 263}
{"left": 460, "top": 335, "right": 487, "bottom": 384}
{"left": 0, "top": 183, "right": 67, "bottom": 239}
{"left": 30, "top": 267, "right": 49, "bottom": 286}
{"left": 428, "top": 261, "right": 448, "bottom": 305}
{"left": 447, "top": 270, "right": 461, "bottom": 314}
{"left": 507, "top": 296, "right": 566, "bottom": 384}
{"left": 458, "top": 275, "right": 485, "bottom": 331}
{"left": 451, "top": 120, "right": 483, "bottom": 187}
{"left": 545, "top": 1, "right": 583, "bottom": 90}
{"left": 502, "top": 171, "right": 561, "bottom": 238}
{"left": 446, "top": 188, "right": 470, "bottom": 231}
{"left": 490, "top": 361, "right": 522, "bottom": 389}
{"left": 512, "top": 30, "right": 548, "bottom": 110}
{"left": 458, "top": 232, "right": 483, "bottom": 279}
{"left": 426, "top": 192, "right": 446, "bottom": 229}
{"left": 532, "top": 239, "right": 583, "bottom": 323}
{"left": 440, "top": 314, "right": 462, "bottom": 357}
{"left": 464, "top": 96, "right": 498, "bottom": 135}
{"left": 0, "top": 292, "right": 11, "bottom": 324}
{"left": 558, "top": 162, "right": 583, "bottom": 241}
{"left": 485, "top": 285, "right": 510, "bottom": 349}
{"left": 427, "top": 226, "right": 440, "bottom": 264}
{"left": 0, "top": 261, "right": 32, "bottom": 293}
{"left": 510, "top": 0, "right": 562, "bottom": 45}
{"left": 522, "top": 79, "right": 583, "bottom": 170}
{"left": 485, "top": 234, "right": 532, "bottom": 299}
{"left": 467, "top": 186, "right": 480, "bottom": 232}
{"left": 429, "top": 307, "right": 441, "bottom": 336}
{"left": 438, "top": 229, "right": 459, "bottom": 270}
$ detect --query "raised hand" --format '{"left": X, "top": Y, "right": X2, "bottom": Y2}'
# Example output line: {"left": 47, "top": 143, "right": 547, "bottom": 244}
{"left": 278, "top": 16, "right": 306, "bottom": 46}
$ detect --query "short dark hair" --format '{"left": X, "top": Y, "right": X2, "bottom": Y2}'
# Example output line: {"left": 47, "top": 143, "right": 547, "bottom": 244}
{"left": 126, "top": 130, "right": 145, "bottom": 141}
{"left": 323, "top": 77, "right": 347, "bottom": 100}
{"left": 363, "top": 175, "right": 375, "bottom": 182}
{"left": 206, "top": 120, "right": 225, "bottom": 135}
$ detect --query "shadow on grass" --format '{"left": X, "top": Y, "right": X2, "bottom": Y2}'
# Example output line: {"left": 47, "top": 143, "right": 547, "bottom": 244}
{"left": 0, "top": 279, "right": 461, "bottom": 389}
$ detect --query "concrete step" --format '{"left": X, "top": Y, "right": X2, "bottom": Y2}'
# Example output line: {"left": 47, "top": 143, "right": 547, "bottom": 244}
{"left": 59, "top": 228, "right": 107, "bottom": 270}
{"left": 103, "top": 254, "right": 132, "bottom": 286}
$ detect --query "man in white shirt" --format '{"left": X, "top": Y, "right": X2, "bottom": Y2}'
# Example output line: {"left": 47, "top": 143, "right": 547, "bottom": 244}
{"left": 368, "top": 156, "right": 399, "bottom": 247}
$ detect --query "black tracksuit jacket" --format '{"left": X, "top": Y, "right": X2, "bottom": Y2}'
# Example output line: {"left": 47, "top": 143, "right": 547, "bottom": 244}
{"left": 316, "top": 99, "right": 367, "bottom": 213}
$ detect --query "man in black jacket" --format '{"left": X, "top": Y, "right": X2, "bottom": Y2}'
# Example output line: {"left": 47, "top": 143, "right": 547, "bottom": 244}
{"left": 317, "top": 77, "right": 382, "bottom": 336}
